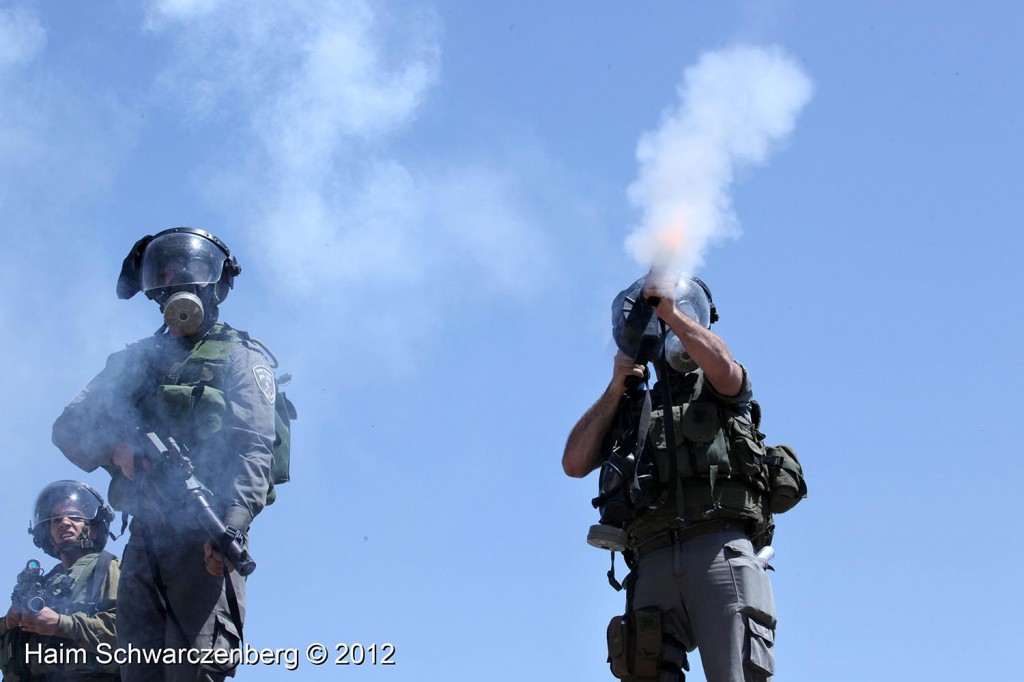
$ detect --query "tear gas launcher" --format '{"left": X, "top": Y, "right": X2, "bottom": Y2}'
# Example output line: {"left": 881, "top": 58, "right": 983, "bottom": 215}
{"left": 139, "top": 432, "right": 257, "bottom": 577}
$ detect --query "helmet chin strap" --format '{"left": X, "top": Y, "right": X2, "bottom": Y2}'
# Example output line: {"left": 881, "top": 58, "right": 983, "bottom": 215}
{"left": 56, "top": 530, "right": 96, "bottom": 555}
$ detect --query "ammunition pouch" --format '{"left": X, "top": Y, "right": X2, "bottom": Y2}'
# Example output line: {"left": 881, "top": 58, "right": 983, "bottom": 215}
{"left": 158, "top": 384, "right": 229, "bottom": 442}
{"left": 602, "top": 369, "right": 805, "bottom": 552}
{"left": 644, "top": 381, "right": 806, "bottom": 537}
{"left": 607, "top": 614, "right": 631, "bottom": 679}
{"left": 762, "top": 444, "right": 807, "bottom": 513}
{"left": 726, "top": 414, "right": 770, "bottom": 479}
{"left": 648, "top": 398, "right": 769, "bottom": 528}
{"left": 607, "top": 608, "right": 662, "bottom": 679}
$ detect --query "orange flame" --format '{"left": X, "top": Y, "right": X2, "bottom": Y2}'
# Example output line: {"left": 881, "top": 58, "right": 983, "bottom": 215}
{"left": 650, "top": 218, "right": 688, "bottom": 271}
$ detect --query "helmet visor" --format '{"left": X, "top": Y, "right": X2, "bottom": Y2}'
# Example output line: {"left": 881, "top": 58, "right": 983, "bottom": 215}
{"left": 32, "top": 482, "right": 103, "bottom": 529}
{"left": 140, "top": 232, "right": 226, "bottom": 293}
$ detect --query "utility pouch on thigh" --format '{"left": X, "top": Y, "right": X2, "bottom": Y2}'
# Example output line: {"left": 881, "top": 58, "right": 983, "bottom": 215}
{"left": 745, "top": 615, "right": 776, "bottom": 678}
{"left": 633, "top": 607, "right": 662, "bottom": 678}
{"left": 607, "top": 614, "right": 632, "bottom": 679}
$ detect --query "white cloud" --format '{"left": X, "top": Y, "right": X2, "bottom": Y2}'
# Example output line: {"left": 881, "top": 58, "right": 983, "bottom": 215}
{"left": 0, "top": 4, "right": 44, "bottom": 72}
{"left": 146, "top": 0, "right": 552, "bottom": 328}
{"left": 147, "top": 0, "right": 222, "bottom": 22}
{"left": 625, "top": 44, "right": 813, "bottom": 275}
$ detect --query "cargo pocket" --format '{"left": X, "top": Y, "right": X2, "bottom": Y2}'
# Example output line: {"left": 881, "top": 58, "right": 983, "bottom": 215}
{"left": 157, "top": 384, "right": 195, "bottom": 422}
{"left": 606, "top": 614, "right": 631, "bottom": 679}
{"left": 724, "top": 539, "right": 777, "bottom": 624}
{"left": 680, "top": 403, "right": 730, "bottom": 476}
{"left": 193, "top": 386, "right": 228, "bottom": 440}
{"left": 764, "top": 444, "right": 807, "bottom": 513}
{"left": 204, "top": 615, "right": 241, "bottom": 674}
{"left": 727, "top": 415, "right": 767, "bottom": 477}
{"left": 745, "top": 615, "right": 775, "bottom": 678}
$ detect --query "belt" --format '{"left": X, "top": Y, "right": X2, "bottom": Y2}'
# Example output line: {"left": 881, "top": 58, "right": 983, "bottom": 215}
{"left": 632, "top": 519, "right": 748, "bottom": 557}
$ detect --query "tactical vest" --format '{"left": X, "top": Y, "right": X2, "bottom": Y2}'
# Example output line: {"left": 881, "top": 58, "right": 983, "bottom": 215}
{"left": 625, "top": 369, "right": 772, "bottom": 545}
{"left": 0, "top": 552, "right": 119, "bottom": 681}
{"left": 109, "top": 323, "right": 294, "bottom": 514}
{"left": 157, "top": 323, "right": 293, "bottom": 501}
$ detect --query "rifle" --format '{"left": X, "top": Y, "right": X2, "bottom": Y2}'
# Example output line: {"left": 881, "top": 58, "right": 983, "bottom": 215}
{"left": 11, "top": 560, "right": 45, "bottom": 614}
{"left": 139, "top": 432, "right": 257, "bottom": 577}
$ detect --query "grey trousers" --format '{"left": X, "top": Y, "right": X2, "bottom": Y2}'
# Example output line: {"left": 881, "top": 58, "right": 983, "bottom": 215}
{"left": 624, "top": 530, "right": 776, "bottom": 682}
{"left": 118, "top": 527, "right": 245, "bottom": 682}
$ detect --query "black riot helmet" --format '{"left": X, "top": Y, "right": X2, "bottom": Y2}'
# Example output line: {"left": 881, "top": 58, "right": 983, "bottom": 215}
{"left": 117, "top": 227, "right": 240, "bottom": 302}
{"left": 116, "top": 227, "right": 241, "bottom": 335}
{"left": 29, "top": 481, "right": 114, "bottom": 559}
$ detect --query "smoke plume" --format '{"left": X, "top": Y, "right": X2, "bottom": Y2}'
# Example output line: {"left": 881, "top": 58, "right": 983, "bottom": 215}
{"left": 625, "top": 44, "right": 813, "bottom": 274}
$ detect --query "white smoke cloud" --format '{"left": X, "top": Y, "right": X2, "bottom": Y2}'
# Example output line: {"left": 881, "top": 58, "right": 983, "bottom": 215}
{"left": 625, "top": 44, "right": 813, "bottom": 274}
{"left": 148, "top": 0, "right": 436, "bottom": 141}
{"left": 0, "top": 1, "right": 138, "bottom": 213}
{"left": 0, "top": 4, "right": 44, "bottom": 71}
{"left": 147, "top": 0, "right": 221, "bottom": 22}
{"left": 145, "top": 0, "right": 550, "bottom": 317}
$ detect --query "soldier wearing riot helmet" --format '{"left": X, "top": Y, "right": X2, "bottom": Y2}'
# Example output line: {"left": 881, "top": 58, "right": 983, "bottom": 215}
{"left": 0, "top": 480, "right": 120, "bottom": 682}
{"left": 564, "top": 273, "right": 799, "bottom": 682}
{"left": 118, "top": 227, "right": 242, "bottom": 338}
{"left": 53, "top": 227, "right": 279, "bottom": 682}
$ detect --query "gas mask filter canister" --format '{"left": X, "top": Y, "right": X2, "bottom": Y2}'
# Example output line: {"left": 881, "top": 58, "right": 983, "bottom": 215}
{"left": 162, "top": 290, "right": 205, "bottom": 336}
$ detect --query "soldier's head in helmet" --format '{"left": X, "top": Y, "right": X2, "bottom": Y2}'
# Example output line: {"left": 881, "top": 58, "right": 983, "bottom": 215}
{"left": 116, "top": 227, "right": 242, "bottom": 338}
{"left": 30, "top": 481, "right": 114, "bottom": 569}
{"left": 612, "top": 272, "right": 719, "bottom": 378}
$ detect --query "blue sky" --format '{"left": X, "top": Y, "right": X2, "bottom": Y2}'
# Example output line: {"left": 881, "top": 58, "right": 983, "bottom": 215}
{"left": 2, "top": 1, "right": 1022, "bottom": 680}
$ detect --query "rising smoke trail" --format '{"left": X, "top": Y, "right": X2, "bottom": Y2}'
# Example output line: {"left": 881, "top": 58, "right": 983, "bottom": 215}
{"left": 625, "top": 44, "right": 813, "bottom": 275}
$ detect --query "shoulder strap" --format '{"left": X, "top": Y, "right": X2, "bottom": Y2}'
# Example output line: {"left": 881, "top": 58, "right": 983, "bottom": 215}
{"left": 86, "top": 551, "right": 115, "bottom": 607}
{"left": 654, "top": 320, "right": 680, "bottom": 510}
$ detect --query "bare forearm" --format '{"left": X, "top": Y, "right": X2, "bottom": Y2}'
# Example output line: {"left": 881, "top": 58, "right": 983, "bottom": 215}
{"left": 664, "top": 309, "right": 743, "bottom": 396}
{"left": 562, "top": 382, "right": 623, "bottom": 478}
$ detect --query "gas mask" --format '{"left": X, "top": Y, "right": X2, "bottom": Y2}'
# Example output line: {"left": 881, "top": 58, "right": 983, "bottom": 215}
{"left": 588, "top": 436, "right": 657, "bottom": 552}
{"left": 611, "top": 276, "right": 662, "bottom": 366}
{"left": 661, "top": 277, "right": 716, "bottom": 373}
{"left": 117, "top": 228, "right": 241, "bottom": 336}
{"left": 154, "top": 286, "right": 215, "bottom": 337}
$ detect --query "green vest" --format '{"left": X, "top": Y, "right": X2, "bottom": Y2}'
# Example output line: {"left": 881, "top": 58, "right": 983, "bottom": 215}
{"left": 0, "top": 552, "right": 119, "bottom": 681}
{"left": 159, "top": 324, "right": 293, "bottom": 503}
{"left": 625, "top": 369, "right": 772, "bottom": 545}
{"left": 108, "top": 323, "right": 293, "bottom": 514}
